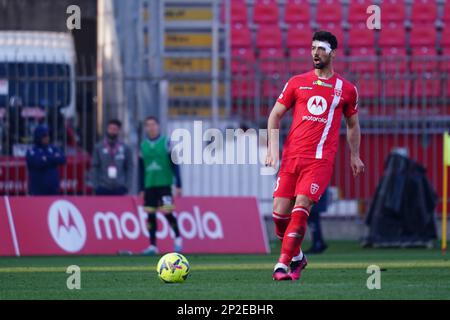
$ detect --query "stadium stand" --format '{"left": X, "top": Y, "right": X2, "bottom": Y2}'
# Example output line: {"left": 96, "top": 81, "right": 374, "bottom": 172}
{"left": 253, "top": 0, "right": 280, "bottom": 24}
{"left": 411, "top": 0, "right": 438, "bottom": 23}
{"left": 223, "top": 0, "right": 448, "bottom": 114}
{"left": 284, "top": 0, "right": 311, "bottom": 25}
{"left": 315, "top": 0, "right": 343, "bottom": 25}
{"left": 380, "top": 0, "right": 406, "bottom": 23}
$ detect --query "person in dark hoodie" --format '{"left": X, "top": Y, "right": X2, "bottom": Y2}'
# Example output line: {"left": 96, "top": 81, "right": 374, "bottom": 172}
{"left": 26, "top": 125, "right": 66, "bottom": 195}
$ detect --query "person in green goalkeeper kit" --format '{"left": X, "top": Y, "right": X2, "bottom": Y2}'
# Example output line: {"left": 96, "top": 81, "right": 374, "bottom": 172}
{"left": 139, "top": 116, "right": 182, "bottom": 255}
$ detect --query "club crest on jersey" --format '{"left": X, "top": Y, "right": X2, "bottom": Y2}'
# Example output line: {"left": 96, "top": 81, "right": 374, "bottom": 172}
{"left": 334, "top": 87, "right": 342, "bottom": 97}
{"left": 307, "top": 96, "right": 328, "bottom": 116}
{"left": 310, "top": 183, "right": 319, "bottom": 195}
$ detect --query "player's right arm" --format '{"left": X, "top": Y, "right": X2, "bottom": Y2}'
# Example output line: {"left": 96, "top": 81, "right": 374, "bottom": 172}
{"left": 266, "top": 79, "right": 296, "bottom": 168}
{"left": 266, "top": 102, "right": 289, "bottom": 168}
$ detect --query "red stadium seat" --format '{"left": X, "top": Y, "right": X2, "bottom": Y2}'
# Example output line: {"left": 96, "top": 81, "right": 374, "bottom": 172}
{"left": 447, "top": 77, "right": 450, "bottom": 97}
{"left": 440, "top": 26, "right": 450, "bottom": 49}
{"left": 284, "top": 0, "right": 311, "bottom": 24}
{"left": 315, "top": 0, "right": 343, "bottom": 25}
{"left": 262, "top": 79, "right": 284, "bottom": 98}
{"left": 232, "top": 77, "right": 256, "bottom": 99}
{"left": 444, "top": 2, "right": 450, "bottom": 22}
{"left": 348, "top": 0, "right": 375, "bottom": 23}
{"left": 380, "top": 47, "right": 408, "bottom": 73}
{"left": 232, "top": 48, "right": 256, "bottom": 74}
{"left": 412, "top": 72, "right": 440, "bottom": 97}
{"left": 379, "top": 23, "right": 406, "bottom": 48}
{"left": 410, "top": 47, "right": 438, "bottom": 73}
{"left": 353, "top": 73, "right": 379, "bottom": 98}
{"left": 286, "top": 24, "right": 313, "bottom": 49}
{"left": 442, "top": 47, "right": 450, "bottom": 71}
{"left": 259, "top": 48, "right": 286, "bottom": 75}
{"left": 256, "top": 24, "right": 282, "bottom": 48}
{"left": 411, "top": 0, "right": 437, "bottom": 23}
{"left": 380, "top": 0, "right": 405, "bottom": 23}
{"left": 349, "top": 47, "right": 378, "bottom": 73}
{"left": 382, "top": 74, "right": 411, "bottom": 98}
{"left": 231, "top": 23, "right": 252, "bottom": 48}
{"left": 253, "top": 0, "right": 279, "bottom": 24}
{"left": 409, "top": 24, "right": 437, "bottom": 47}
{"left": 333, "top": 56, "right": 346, "bottom": 74}
{"left": 288, "top": 47, "right": 313, "bottom": 74}
{"left": 221, "top": 0, "right": 248, "bottom": 24}
{"left": 347, "top": 24, "right": 376, "bottom": 47}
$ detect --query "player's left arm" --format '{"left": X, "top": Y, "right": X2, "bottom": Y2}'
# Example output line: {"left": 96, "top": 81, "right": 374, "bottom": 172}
{"left": 346, "top": 113, "right": 365, "bottom": 177}
{"left": 167, "top": 139, "right": 182, "bottom": 196}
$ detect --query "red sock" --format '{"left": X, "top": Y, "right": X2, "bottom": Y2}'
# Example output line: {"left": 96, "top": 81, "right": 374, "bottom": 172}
{"left": 278, "top": 206, "right": 309, "bottom": 265}
{"left": 272, "top": 212, "right": 290, "bottom": 240}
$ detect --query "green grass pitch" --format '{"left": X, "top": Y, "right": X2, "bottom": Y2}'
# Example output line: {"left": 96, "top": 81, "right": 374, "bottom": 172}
{"left": 0, "top": 241, "right": 449, "bottom": 300}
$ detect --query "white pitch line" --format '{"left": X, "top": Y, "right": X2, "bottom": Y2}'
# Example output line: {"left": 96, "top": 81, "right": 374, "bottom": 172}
{"left": 4, "top": 196, "right": 20, "bottom": 256}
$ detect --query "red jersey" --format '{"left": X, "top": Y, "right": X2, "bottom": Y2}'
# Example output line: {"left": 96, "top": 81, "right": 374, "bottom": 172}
{"left": 277, "top": 70, "right": 359, "bottom": 161}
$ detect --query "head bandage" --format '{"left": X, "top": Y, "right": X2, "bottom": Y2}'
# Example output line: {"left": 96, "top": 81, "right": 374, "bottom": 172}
{"left": 312, "top": 40, "right": 332, "bottom": 54}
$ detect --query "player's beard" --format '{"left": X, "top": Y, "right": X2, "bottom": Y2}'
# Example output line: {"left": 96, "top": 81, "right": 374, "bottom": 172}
{"left": 313, "top": 57, "right": 331, "bottom": 69}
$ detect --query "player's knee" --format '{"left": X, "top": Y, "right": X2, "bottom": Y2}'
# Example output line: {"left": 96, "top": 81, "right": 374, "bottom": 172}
{"left": 294, "top": 195, "right": 313, "bottom": 210}
{"left": 273, "top": 197, "right": 293, "bottom": 215}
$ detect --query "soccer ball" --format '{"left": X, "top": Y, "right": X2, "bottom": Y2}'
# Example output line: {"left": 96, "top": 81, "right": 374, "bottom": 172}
{"left": 156, "top": 252, "right": 190, "bottom": 283}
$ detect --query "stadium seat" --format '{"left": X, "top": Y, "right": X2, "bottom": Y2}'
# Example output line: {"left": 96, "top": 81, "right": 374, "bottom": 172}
{"left": 379, "top": 23, "right": 406, "bottom": 48}
{"left": 232, "top": 48, "right": 256, "bottom": 74}
{"left": 444, "top": 2, "right": 450, "bottom": 22}
{"left": 232, "top": 77, "right": 256, "bottom": 99}
{"left": 382, "top": 73, "right": 411, "bottom": 98}
{"left": 288, "top": 47, "right": 313, "bottom": 74}
{"left": 410, "top": 0, "right": 437, "bottom": 23}
{"left": 259, "top": 48, "right": 286, "bottom": 75}
{"left": 221, "top": 0, "right": 248, "bottom": 24}
{"left": 410, "top": 47, "right": 438, "bottom": 73}
{"left": 441, "top": 47, "right": 450, "bottom": 71}
{"left": 347, "top": 24, "right": 376, "bottom": 48}
{"left": 409, "top": 24, "right": 437, "bottom": 47}
{"left": 380, "top": 47, "right": 408, "bottom": 73}
{"left": 255, "top": 24, "right": 282, "bottom": 48}
{"left": 380, "top": 0, "right": 406, "bottom": 23}
{"left": 284, "top": 0, "right": 311, "bottom": 25}
{"left": 348, "top": 47, "right": 377, "bottom": 73}
{"left": 353, "top": 73, "right": 379, "bottom": 98}
{"left": 253, "top": 0, "right": 279, "bottom": 24}
{"left": 262, "top": 78, "right": 283, "bottom": 98}
{"left": 348, "top": 0, "right": 375, "bottom": 24}
{"left": 231, "top": 23, "right": 252, "bottom": 48}
{"left": 315, "top": 0, "right": 343, "bottom": 25}
{"left": 286, "top": 24, "right": 313, "bottom": 49}
{"left": 333, "top": 56, "right": 346, "bottom": 74}
{"left": 440, "top": 26, "right": 450, "bottom": 49}
{"left": 411, "top": 72, "right": 440, "bottom": 98}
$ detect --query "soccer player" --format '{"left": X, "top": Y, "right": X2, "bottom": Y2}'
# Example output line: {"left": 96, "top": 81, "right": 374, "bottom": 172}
{"left": 265, "top": 31, "right": 365, "bottom": 281}
{"left": 139, "top": 116, "right": 183, "bottom": 255}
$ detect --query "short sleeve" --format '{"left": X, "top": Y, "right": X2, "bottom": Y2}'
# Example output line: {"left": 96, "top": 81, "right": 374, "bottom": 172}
{"left": 344, "top": 85, "right": 359, "bottom": 118}
{"left": 276, "top": 79, "right": 297, "bottom": 110}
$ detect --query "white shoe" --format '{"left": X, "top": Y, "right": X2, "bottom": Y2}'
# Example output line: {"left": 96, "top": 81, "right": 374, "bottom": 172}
{"left": 142, "top": 245, "right": 159, "bottom": 255}
{"left": 174, "top": 237, "right": 183, "bottom": 253}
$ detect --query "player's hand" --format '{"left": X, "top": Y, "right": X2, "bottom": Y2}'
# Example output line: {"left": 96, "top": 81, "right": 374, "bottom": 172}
{"left": 265, "top": 152, "right": 279, "bottom": 169}
{"left": 139, "top": 191, "right": 144, "bottom": 199}
{"left": 350, "top": 155, "right": 365, "bottom": 177}
{"left": 174, "top": 187, "right": 182, "bottom": 197}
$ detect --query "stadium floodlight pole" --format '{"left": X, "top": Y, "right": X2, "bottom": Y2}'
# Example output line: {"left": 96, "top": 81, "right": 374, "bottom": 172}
{"left": 442, "top": 131, "right": 450, "bottom": 254}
